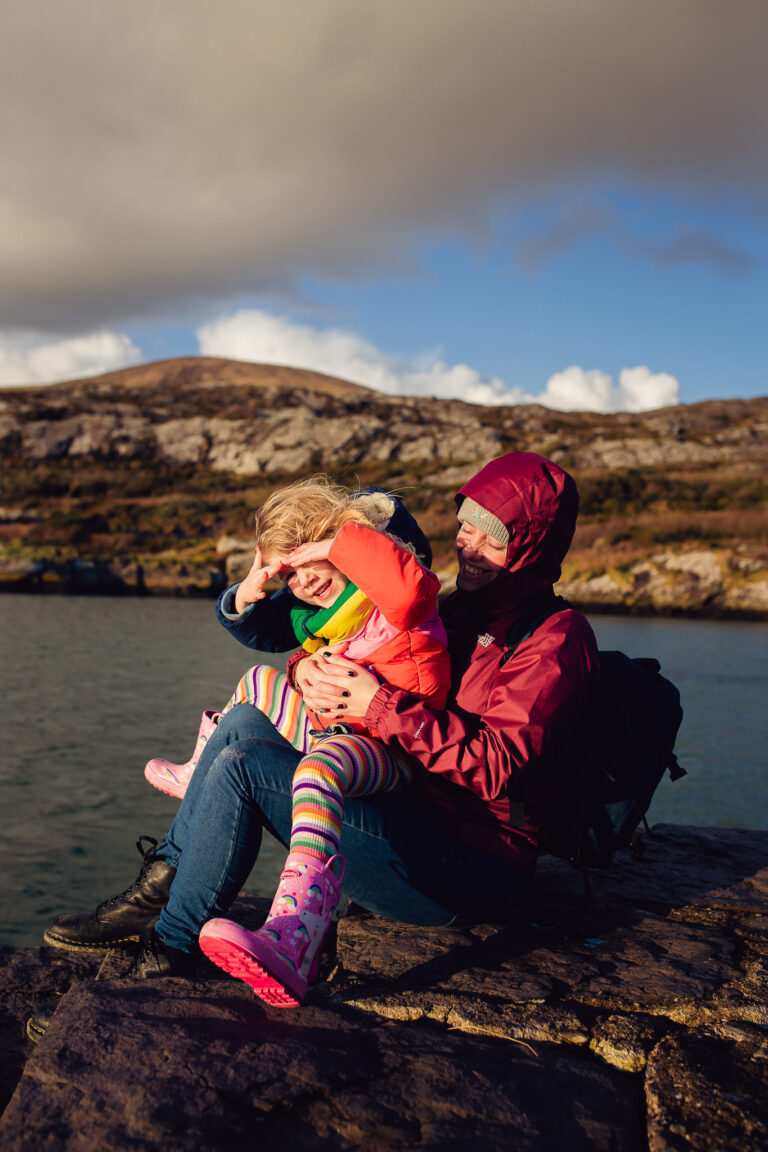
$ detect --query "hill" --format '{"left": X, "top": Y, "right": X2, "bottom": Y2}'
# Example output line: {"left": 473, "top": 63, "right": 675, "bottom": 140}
{"left": 1, "top": 357, "right": 766, "bottom": 615}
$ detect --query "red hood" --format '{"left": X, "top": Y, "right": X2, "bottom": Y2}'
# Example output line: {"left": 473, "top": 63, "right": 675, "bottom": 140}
{"left": 457, "top": 452, "right": 578, "bottom": 585}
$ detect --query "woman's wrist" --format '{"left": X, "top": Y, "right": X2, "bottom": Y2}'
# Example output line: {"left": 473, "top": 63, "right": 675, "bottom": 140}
{"left": 363, "top": 681, "right": 395, "bottom": 727}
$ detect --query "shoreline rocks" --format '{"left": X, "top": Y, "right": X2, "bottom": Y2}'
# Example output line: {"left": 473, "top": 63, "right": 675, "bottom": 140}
{"left": 2, "top": 552, "right": 767, "bottom": 620}
{"left": 1, "top": 824, "right": 766, "bottom": 1150}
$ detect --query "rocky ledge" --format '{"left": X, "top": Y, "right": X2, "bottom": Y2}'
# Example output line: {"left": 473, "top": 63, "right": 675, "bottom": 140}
{"left": 1, "top": 824, "right": 766, "bottom": 1151}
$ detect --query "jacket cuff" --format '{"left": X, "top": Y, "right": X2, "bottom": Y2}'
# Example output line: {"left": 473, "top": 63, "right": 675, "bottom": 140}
{"left": 364, "top": 682, "right": 405, "bottom": 734}
{"left": 219, "top": 584, "right": 254, "bottom": 621}
{"left": 286, "top": 648, "right": 309, "bottom": 689}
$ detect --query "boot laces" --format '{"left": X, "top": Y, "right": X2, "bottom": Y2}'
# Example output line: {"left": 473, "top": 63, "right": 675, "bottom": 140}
{"left": 96, "top": 836, "right": 160, "bottom": 912}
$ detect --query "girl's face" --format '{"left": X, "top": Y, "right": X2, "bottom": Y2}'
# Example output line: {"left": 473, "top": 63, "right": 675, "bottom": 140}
{"left": 262, "top": 549, "right": 349, "bottom": 608}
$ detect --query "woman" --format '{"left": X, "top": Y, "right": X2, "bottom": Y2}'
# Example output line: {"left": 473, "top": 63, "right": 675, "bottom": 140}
{"left": 43, "top": 452, "right": 599, "bottom": 994}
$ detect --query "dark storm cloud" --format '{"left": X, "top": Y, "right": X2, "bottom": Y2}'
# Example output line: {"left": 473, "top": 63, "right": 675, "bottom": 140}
{"left": 632, "top": 228, "right": 763, "bottom": 274}
{"left": 1, "top": 0, "right": 766, "bottom": 330}
{"left": 515, "top": 206, "right": 620, "bottom": 272}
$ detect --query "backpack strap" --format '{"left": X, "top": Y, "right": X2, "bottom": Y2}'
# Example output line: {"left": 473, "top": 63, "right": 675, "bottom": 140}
{"left": 501, "top": 592, "right": 598, "bottom": 936}
{"left": 500, "top": 593, "right": 572, "bottom": 667}
{"left": 565, "top": 868, "right": 595, "bottom": 938}
{"left": 504, "top": 592, "right": 573, "bottom": 829}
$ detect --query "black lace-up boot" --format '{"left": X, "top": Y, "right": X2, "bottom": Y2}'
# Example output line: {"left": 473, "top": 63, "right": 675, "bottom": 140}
{"left": 127, "top": 929, "right": 198, "bottom": 979}
{"left": 43, "top": 836, "right": 176, "bottom": 952}
{"left": 26, "top": 996, "right": 62, "bottom": 1043}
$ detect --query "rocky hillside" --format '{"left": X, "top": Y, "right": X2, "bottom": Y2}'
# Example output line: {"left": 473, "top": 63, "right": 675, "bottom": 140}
{"left": 1, "top": 356, "right": 766, "bottom": 616}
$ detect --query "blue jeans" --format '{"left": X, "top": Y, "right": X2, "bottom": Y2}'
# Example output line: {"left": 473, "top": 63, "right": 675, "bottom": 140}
{"left": 155, "top": 705, "right": 529, "bottom": 952}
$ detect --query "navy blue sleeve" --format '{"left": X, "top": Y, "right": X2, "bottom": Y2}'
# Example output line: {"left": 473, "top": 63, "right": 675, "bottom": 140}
{"left": 215, "top": 584, "right": 301, "bottom": 653}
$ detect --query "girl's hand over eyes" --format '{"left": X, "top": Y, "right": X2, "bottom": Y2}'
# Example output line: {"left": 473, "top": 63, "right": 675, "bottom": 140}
{"left": 288, "top": 538, "right": 333, "bottom": 567}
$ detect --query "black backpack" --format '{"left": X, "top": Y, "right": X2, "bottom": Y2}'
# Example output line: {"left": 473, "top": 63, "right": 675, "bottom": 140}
{"left": 505, "top": 595, "right": 685, "bottom": 870}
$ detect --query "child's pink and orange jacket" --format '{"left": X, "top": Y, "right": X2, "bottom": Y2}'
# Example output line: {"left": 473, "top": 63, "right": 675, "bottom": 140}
{"left": 287, "top": 520, "right": 451, "bottom": 734}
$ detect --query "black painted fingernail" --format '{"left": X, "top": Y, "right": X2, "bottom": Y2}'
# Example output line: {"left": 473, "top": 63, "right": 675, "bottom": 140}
{"left": 347, "top": 670, "right": 356, "bottom": 677}
{"left": 342, "top": 690, "right": 350, "bottom": 697}
{"left": 338, "top": 703, "right": 347, "bottom": 710}
{"left": 321, "top": 651, "right": 331, "bottom": 660}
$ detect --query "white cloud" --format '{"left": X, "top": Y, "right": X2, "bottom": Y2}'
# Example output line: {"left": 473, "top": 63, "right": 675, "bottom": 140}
{"left": 197, "top": 309, "right": 679, "bottom": 412}
{"left": 538, "top": 365, "right": 680, "bottom": 413}
{"left": 0, "top": 330, "right": 143, "bottom": 386}
{"left": 613, "top": 366, "right": 680, "bottom": 412}
{"left": 198, "top": 309, "right": 510, "bottom": 405}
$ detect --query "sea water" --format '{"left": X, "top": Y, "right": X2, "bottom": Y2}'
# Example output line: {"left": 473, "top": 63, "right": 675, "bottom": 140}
{"left": 0, "top": 594, "right": 765, "bottom": 946}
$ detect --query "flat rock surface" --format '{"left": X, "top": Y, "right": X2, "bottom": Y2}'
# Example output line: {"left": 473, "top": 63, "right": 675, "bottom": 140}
{"left": 1, "top": 825, "right": 767, "bottom": 1150}
{"left": 534, "top": 825, "right": 768, "bottom": 915}
{"left": 645, "top": 1030, "right": 768, "bottom": 1151}
{"left": 0, "top": 946, "right": 101, "bottom": 1115}
{"left": 4, "top": 982, "right": 644, "bottom": 1152}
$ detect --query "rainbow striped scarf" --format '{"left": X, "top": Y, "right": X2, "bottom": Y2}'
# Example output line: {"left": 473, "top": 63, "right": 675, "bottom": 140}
{"left": 289, "top": 581, "right": 374, "bottom": 652}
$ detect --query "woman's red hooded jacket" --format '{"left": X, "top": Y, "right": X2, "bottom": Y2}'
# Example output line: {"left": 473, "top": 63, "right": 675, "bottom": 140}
{"left": 366, "top": 452, "right": 600, "bottom": 872}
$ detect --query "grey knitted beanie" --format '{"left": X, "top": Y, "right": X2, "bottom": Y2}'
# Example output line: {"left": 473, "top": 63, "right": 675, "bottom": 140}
{"left": 457, "top": 497, "right": 510, "bottom": 547}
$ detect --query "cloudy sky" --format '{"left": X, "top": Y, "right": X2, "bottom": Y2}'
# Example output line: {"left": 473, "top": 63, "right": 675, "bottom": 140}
{"left": 1, "top": 1, "right": 766, "bottom": 411}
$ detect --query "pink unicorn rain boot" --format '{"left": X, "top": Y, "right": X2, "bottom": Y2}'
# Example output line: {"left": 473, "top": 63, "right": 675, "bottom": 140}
{"left": 144, "top": 709, "right": 221, "bottom": 800}
{"left": 199, "top": 852, "right": 345, "bottom": 1007}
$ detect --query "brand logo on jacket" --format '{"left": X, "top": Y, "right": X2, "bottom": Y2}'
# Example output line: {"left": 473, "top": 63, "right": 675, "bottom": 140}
{"left": 477, "top": 633, "right": 495, "bottom": 648}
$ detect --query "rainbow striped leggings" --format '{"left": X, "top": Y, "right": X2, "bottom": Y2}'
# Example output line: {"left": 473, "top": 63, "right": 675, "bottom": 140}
{"left": 222, "top": 664, "right": 413, "bottom": 862}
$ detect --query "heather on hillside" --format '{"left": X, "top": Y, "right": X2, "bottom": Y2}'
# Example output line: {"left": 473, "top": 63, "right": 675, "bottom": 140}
{"left": 1, "top": 359, "right": 766, "bottom": 615}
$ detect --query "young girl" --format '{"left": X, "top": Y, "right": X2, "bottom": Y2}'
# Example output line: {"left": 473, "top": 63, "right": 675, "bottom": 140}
{"left": 170, "top": 477, "right": 450, "bottom": 1006}
{"left": 143, "top": 485, "right": 436, "bottom": 798}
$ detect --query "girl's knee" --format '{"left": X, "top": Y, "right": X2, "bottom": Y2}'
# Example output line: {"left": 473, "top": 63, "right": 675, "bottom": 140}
{"left": 294, "top": 740, "right": 350, "bottom": 786}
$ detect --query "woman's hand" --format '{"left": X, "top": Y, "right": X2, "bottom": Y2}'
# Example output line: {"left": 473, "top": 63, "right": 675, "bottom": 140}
{"left": 297, "top": 650, "right": 381, "bottom": 718}
{"left": 288, "top": 538, "right": 333, "bottom": 567}
{"left": 234, "top": 548, "right": 282, "bottom": 614}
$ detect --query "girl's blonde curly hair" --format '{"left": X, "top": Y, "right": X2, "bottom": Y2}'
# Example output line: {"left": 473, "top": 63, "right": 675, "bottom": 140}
{"left": 253, "top": 476, "right": 374, "bottom": 556}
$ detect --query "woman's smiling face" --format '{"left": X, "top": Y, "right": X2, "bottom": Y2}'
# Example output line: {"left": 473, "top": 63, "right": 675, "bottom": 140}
{"left": 262, "top": 548, "right": 349, "bottom": 608}
{"left": 455, "top": 521, "right": 507, "bottom": 591}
